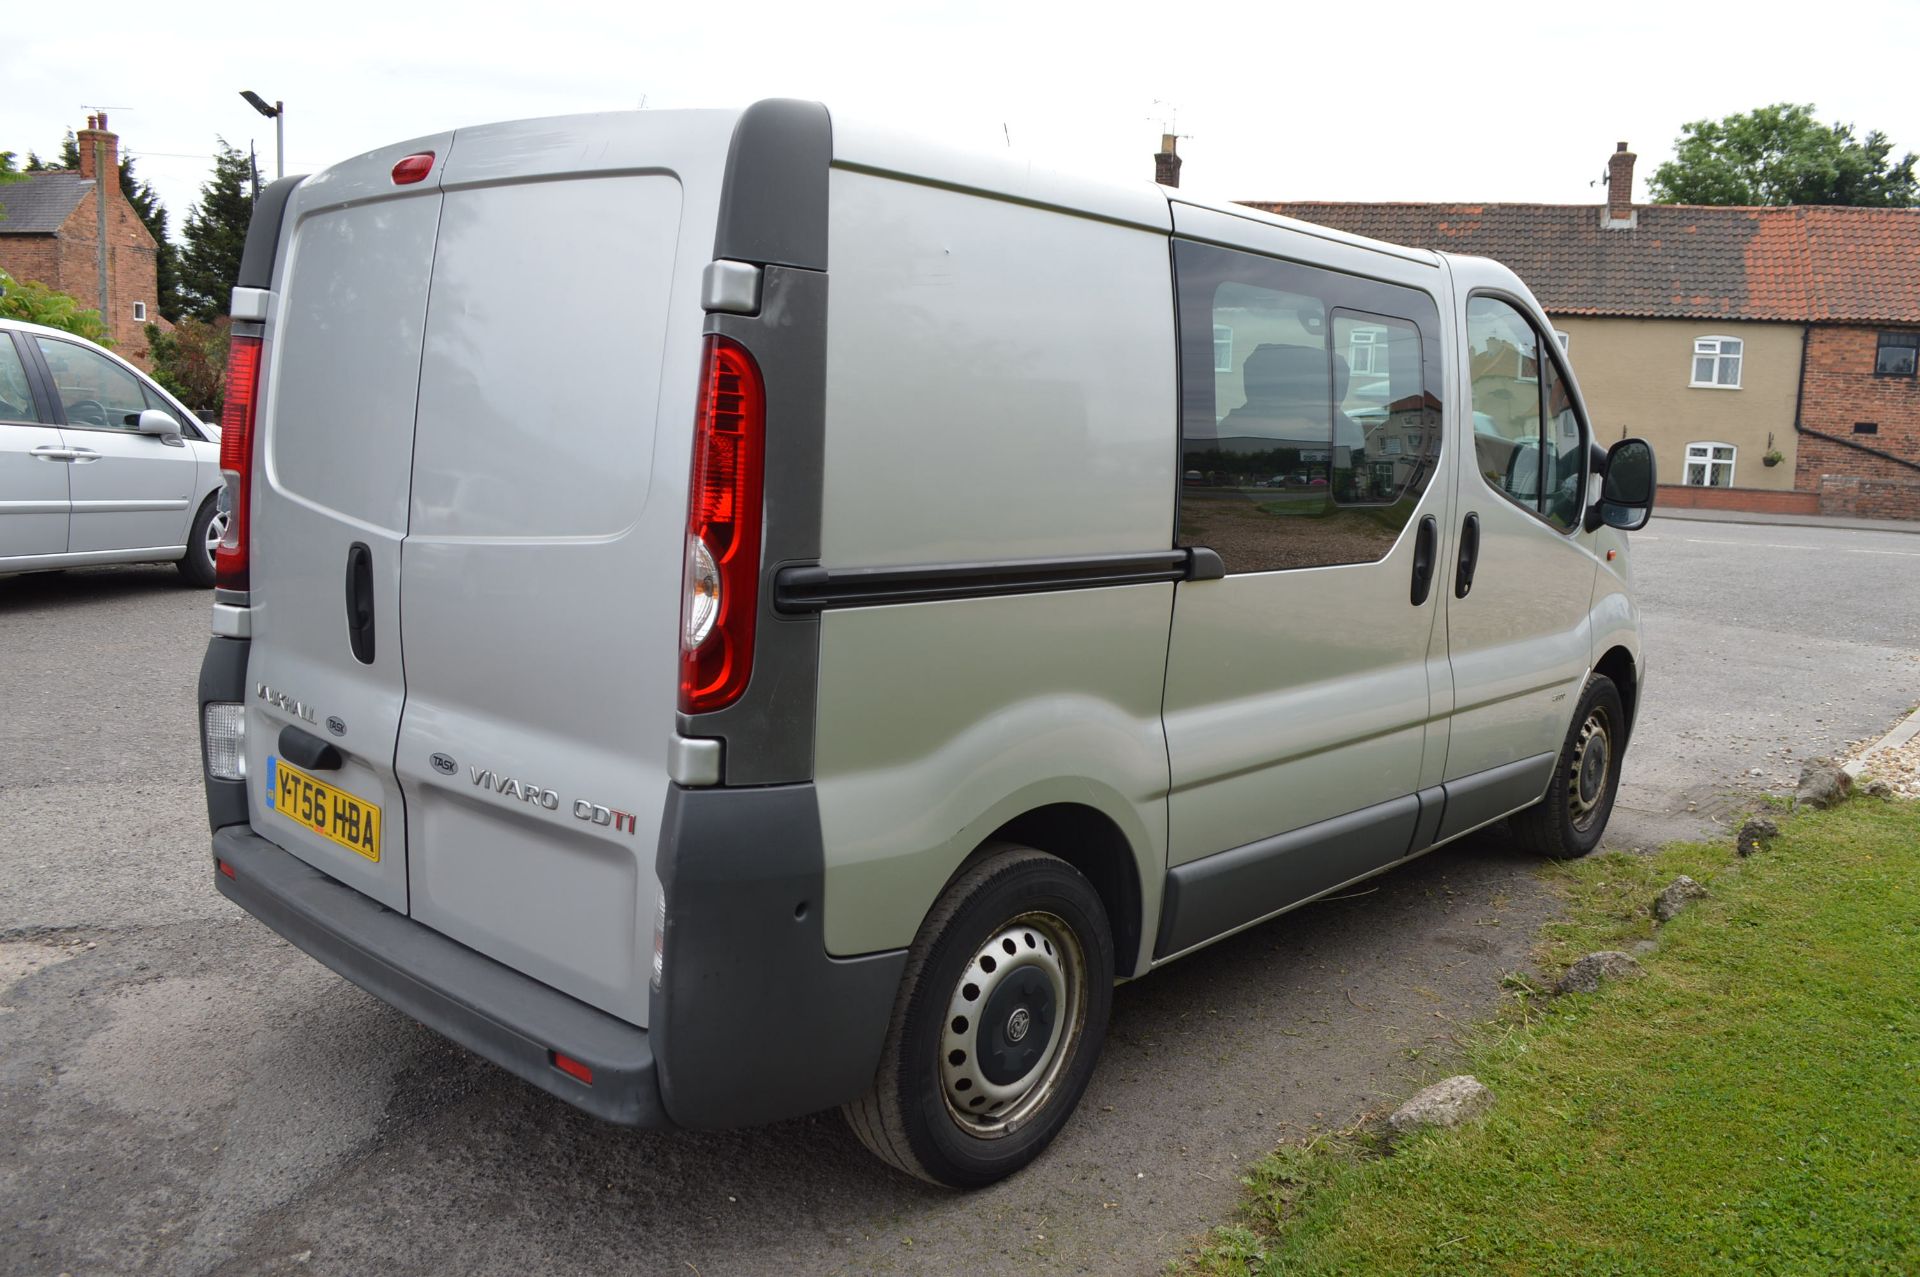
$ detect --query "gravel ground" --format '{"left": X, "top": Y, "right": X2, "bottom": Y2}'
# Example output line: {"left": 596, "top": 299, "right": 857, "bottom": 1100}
{"left": 3, "top": 518, "right": 1917, "bottom": 1277}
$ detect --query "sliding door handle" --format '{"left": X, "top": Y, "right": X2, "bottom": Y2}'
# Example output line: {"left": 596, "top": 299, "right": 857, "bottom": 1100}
{"left": 1409, "top": 515, "right": 1438, "bottom": 606}
{"left": 1454, "top": 512, "right": 1481, "bottom": 599}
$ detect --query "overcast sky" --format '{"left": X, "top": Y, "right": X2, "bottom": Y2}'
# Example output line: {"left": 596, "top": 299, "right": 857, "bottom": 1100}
{"left": 6, "top": 0, "right": 1918, "bottom": 242}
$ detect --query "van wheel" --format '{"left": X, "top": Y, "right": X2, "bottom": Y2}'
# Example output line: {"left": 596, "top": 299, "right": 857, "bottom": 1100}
{"left": 178, "top": 496, "right": 223, "bottom": 588}
{"left": 843, "top": 845, "right": 1114, "bottom": 1188}
{"left": 1511, "top": 674, "right": 1625, "bottom": 860}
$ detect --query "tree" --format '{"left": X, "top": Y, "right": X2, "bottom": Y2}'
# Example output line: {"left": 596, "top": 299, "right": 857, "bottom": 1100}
{"left": 146, "top": 316, "right": 230, "bottom": 413}
{"left": 1649, "top": 104, "right": 1918, "bottom": 207}
{"left": 176, "top": 139, "right": 258, "bottom": 319}
{"left": 0, "top": 269, "right": 111, "bottom": 344}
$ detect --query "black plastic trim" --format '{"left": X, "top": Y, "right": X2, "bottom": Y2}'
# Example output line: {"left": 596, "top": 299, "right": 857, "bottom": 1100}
{"left": 1155, "top": 794, "right": 1422, "bottom": 958}
{"left": 686, "top": 266, "right": 830, "bottom": 783}
{"left": 651, "top": 782, "right": 906, "bottom": 1128}
{"left": 713, "top": 100, "right": 831, "bottom": 271}
{"left": 197, "top": 636, "right": 250, "bottom": 831}
{"left": 1410, "top": 784, "right": 1447, "bottom": 853}
{"left": 213, "top": 827, "right": 667, "bottom": 1127}
{"left": 278, "top": 724, "right": 342, "bottom": 772}
{"left": 1436, "top": 751, "right": 1557, "bottom": 842}
{"left": 775, "top": 549, "right": 1202, "bottom": 614}
{"left": 5, "top": 330, "right": 57, "bottom": 424}
{"left": 236, "top": 175, "right": 307, "bottom": 290}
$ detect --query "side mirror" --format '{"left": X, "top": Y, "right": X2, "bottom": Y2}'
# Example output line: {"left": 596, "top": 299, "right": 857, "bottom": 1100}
{"left": 1586, "top": 437, "right": 1656, "bottom": 532}
{"left": 134, "top": 408, "right": 182, "bottom": 437}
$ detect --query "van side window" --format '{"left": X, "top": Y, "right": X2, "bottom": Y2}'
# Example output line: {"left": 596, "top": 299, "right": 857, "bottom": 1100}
{"left": 1466, "top": 297, "right": 1585, "bottom": 529}
{"left": 1174, "top": 240, "right": 1444, "bottom": 574}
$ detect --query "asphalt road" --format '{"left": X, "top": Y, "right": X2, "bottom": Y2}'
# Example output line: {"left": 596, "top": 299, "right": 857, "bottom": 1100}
{"left": 4, "top": 518, "right": 1917, "bottom": 1276}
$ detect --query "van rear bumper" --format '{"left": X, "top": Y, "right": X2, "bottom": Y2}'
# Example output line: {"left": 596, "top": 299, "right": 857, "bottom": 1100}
{"left": 212, "top": 825, "right": 667, "bottom": 1127}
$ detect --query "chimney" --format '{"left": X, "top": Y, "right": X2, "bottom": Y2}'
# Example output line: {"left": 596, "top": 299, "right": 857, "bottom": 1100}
{"left": 76, "top": 113, "right": 119, "bottom": 182}
{"left": 1605, "top": 141, "right": 1636, "bottom": 226}
{"left": 1154, "top": 133, "right": 1182, "bottom": 189}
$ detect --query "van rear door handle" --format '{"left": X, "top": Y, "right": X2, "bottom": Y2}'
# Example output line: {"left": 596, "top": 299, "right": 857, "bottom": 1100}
{"left": 344, "top": 543, "right": 376, "bottom": 665}
{"left": 1409, "top": 515, "right": 1438, "bottom": 606}
{"left": 1454, "top": 512, "right": 1481, "bottom": 599}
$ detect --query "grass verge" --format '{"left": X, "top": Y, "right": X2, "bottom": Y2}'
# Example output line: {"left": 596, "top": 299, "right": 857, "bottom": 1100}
{"left": 1179, "top": 797, "right": 1920, "bottom": 1276}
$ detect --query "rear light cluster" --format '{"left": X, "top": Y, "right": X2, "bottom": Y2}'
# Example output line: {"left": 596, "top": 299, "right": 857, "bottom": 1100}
{"left": 679, "top": 336, "right": 766, "bottom": 714}
{"left": 203, "top": 701, "right": 247, "bottom": 780}
{"left": 215, "top": 334, "right": 264, "bottom": 591}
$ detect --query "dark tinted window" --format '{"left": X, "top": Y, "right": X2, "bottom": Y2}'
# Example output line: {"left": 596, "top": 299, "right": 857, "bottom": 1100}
{"left": 1876, "top": 331, "right": 1917, "bottom": 377}
{"left": 1174, "top": 240, "right": 1443, "bottom": 573}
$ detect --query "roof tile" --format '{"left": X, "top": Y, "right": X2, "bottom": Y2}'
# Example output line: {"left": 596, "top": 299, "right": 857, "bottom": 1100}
{"left": 1246, "top": 201, "right": 1920, "bottom": 324}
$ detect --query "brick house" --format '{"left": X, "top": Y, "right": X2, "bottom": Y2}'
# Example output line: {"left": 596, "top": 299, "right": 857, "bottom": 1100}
{"left": 0, "top": 114, "right": 165, "bottom": 368}
{"left": 1245, "top": 145, "right": 1920, "bottom": 520}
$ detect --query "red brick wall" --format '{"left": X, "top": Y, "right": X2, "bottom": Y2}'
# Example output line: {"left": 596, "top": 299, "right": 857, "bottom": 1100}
{"left": 1795, "top": 324, "right": 1920, "bottom": 490}
{"left": 0, "top": 235, "right": 63, "bottom": 293}
{"left": 1817, "top": 476, "right": 1920, "bottom": 520}
{"left": 1657, "top": 484, "right": 1821, "bottom": 514}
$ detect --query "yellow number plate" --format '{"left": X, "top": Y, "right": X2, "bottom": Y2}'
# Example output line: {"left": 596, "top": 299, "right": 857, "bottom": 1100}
{"left": 267, "top": 756, "right": 381, "bottom": 862}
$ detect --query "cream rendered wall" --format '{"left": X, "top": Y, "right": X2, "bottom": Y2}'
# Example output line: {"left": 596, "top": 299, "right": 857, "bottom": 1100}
{"left": 1550, "top": 317, "right": 1804, "bottom": 490}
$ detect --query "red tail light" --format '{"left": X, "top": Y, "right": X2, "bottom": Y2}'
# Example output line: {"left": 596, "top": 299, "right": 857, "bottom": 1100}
{"left": 216, "top": 334, "right": 263, "bottom": 591}
{"left": 679, "top": 336, "right": 765, "bottom": 714}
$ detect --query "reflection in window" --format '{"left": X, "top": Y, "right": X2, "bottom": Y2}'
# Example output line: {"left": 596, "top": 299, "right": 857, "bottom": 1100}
{"left": 1542, "top": 357, "right": 1585, "bottom": 529}
{"left": 1175, "top": 241, "right": 1442, "bottom": 574}
{"left": 1467, "top": 298, "right": 1545, "bottom": 510}
{"left": 1876, "top": 331, "right": 1918, "bottom": 378}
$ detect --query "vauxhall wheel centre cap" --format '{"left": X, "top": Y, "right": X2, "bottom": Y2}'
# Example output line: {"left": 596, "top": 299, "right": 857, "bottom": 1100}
{"left": 1006, "top": 1007, "right": 1032, "bottom": 1043}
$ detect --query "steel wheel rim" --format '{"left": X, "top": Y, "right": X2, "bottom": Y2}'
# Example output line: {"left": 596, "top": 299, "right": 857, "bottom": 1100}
{"left": 205, "top": 510, "right": 229, "bottom": 565}
{"left": 1568, "top": 705, "right": 1613, "bottom": 832}
{"left": 938, "top": 911, "right": 1086, "bottom": 1138}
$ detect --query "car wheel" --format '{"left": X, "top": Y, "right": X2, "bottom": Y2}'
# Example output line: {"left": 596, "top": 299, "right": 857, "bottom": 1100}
{"left": 1510, "top": 674, "right": 1626, "bottom": 860}
{"left": 843, "top": 844, "right": 1114, "bottom": 1188}
{"left": 178, "top": 495, "right": 223, "bottom": 588}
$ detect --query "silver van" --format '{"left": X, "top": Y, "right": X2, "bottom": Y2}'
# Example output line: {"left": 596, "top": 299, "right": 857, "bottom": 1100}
{"left": 196, "top": 101, "right": 1653, "bottom": 1188}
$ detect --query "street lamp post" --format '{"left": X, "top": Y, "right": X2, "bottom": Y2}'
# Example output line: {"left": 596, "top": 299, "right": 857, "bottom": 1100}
{"left": 239, "top": 91, "right": 284, "bottom": 181}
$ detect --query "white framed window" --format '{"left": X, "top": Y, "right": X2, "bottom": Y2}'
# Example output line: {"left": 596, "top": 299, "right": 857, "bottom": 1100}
{"left": 1683, "top": 441, "right": 1736, "bottom": 487}
{"left": 1553, "top": 329, "right": 1570, "bottom": 353}
{"left": 1347, "top": 326, "right": 1382, "bottom": 375}
{"left": 132, "top": 301, "right": 147, "bottom": 321}
{"left": 1213, "top": 324, "right": 1233, "bottom": 373}
{"left": 1691, "top": 335, "right": 1742, "bottom": 388}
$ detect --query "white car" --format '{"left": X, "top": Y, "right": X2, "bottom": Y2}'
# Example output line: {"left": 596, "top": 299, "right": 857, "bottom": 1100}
{"left": 1, "top": 316, "right": 224, "bottom": 585}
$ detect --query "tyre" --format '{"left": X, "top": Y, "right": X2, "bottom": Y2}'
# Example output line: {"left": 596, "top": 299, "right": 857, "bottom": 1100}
{"left": 1510, "top": 674, "right": 1626, "bottom": 860}
{"left": 843, "top": 844, "right": 1114, "bottom": 1188}
{"left": 178, "top": 495, "right": 224, "bottom": 587}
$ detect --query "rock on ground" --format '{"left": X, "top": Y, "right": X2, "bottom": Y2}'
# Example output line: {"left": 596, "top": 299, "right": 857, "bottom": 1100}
{"left": 1654, "top": 875, "right": 1708, "bottom": 923}
{"left": 1387, "top": 1075, "right": 1493, "bottom": 1136}
{"left": 1556, "top": 950, "right": 1645, "bottom": 995}
{"left": 1736, "top": 815, "right": 1779, "bottom": 857}
{"left": 1864, "top": 779, "right": 1895, "bottom": 799}
{"left": 1795, "top": 757, "right": 1853, "bottom": 809}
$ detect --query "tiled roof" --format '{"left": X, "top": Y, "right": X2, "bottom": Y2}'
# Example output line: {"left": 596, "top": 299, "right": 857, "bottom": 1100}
{"left": 0, "top": 171, "right": 92, "bottom": 235}
{"left": 1246, "top": 201, "right": 1920, "bottom": 325}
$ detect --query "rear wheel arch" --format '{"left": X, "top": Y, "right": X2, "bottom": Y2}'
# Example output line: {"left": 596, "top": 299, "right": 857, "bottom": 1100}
{"left": 973, "top": 804, "right": 1143, "bottom": 978}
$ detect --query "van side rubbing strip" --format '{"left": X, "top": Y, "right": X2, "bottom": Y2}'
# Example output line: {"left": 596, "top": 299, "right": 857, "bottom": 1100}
{"left": 236, "top": 175, "right": 308, "bottom": 290}
{"left": 1155, "top": 793, "right": 1423, "bottom": 959}
{"left": 775, "top": 549, "right": 1214, "bottom": 613}
{"left": 1435, "top": 751, "right": 1557, "bottom": 842}
{"left": 713, "top": 100, "right": 831, "bottom": 271}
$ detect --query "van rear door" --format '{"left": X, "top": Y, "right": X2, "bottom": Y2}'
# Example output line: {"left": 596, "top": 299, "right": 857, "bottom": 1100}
{"left": 393, "top": 113, "right": 735, "bottom": 1026}
{"left": 244, "top": 135, "right": 451, "bottom": 912}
